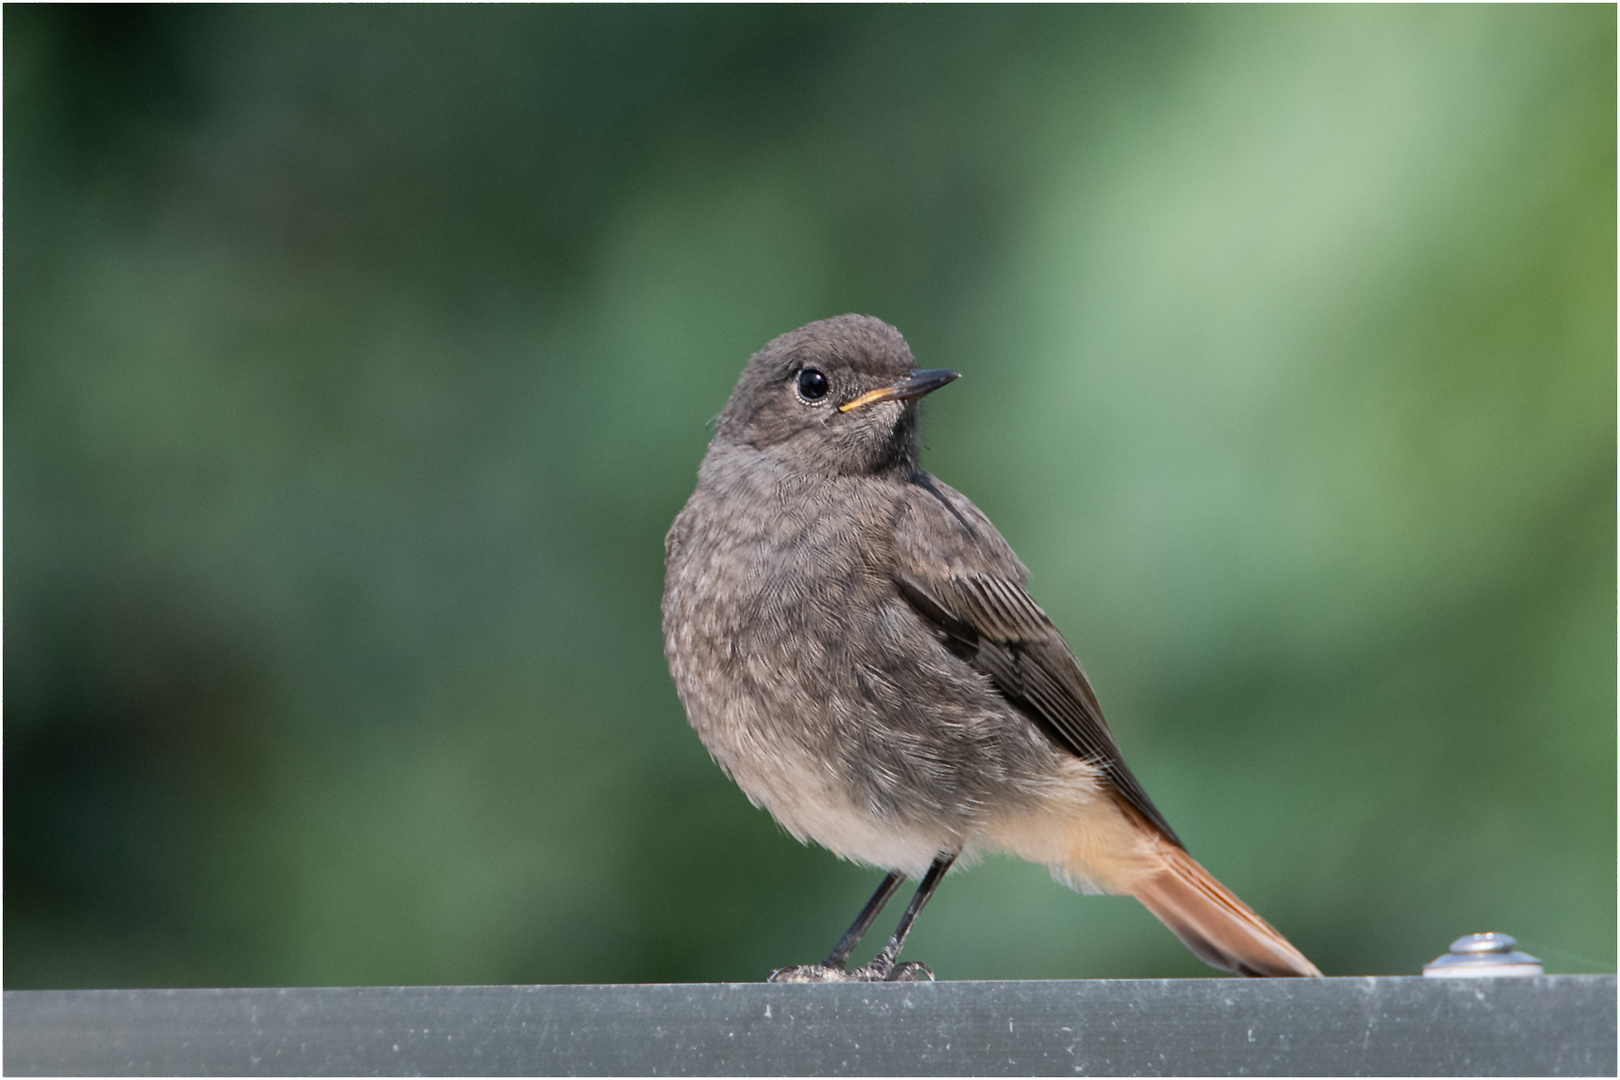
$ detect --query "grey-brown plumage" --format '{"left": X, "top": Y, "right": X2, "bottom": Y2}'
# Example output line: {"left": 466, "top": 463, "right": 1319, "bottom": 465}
{"left": 662, "top": 314, "right": 1320, "bottom": 981}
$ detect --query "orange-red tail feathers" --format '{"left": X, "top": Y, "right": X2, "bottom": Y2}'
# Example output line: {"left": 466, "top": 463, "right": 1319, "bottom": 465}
{"left": 1132, "top": 845, "right": 1322, "bottom": 977}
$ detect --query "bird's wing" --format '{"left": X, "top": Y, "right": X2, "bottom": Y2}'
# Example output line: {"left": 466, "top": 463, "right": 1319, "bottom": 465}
{"left": 894, "top": 472, "right": 1181, "bottom": 846}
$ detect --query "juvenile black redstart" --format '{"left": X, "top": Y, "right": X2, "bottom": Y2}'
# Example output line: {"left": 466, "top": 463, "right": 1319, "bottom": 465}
{"left": 662, "top": 314, "right": 1321, "bottom": 981}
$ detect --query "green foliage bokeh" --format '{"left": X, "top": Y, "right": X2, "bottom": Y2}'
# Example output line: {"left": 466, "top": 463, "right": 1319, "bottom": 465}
{"left": 6, "top": 5, "right": 1613, "bottom": 989}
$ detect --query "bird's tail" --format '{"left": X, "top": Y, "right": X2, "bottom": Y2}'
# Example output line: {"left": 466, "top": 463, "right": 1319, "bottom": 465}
{"left": 1131, "top": 844, "right": 1322, "bottom": 977}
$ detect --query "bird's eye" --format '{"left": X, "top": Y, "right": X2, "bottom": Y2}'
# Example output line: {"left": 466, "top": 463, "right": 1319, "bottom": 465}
{"left": 796, "top": 367, "right": 830, "bottom": 403}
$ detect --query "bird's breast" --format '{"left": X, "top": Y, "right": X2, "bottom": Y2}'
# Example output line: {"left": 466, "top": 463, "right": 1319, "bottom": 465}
{"left": 662, "top": 466, "right": 1080, "bottom": 872}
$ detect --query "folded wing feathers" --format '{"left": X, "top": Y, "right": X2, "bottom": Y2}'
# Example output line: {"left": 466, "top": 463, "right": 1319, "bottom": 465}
{"left": 937, "top": 573, "right": 1179, "bottom": 844}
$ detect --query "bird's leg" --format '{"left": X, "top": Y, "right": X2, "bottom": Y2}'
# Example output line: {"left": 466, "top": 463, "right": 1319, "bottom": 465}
{"left": 767, "top": 854, "right": 957, "bottom": 983}
{"left": 852, "top": 853, "right": 955, "bottom": 982}
{"left": 824, "top": 870, "right": 907, "bottom": 969}
{"left": 768, "top": 871, "right": 904, "bottom": 983}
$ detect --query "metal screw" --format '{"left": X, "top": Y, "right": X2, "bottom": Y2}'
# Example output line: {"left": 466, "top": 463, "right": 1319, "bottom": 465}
{"left": 1423, "top": 933, "right": 1543, "bottom": 977}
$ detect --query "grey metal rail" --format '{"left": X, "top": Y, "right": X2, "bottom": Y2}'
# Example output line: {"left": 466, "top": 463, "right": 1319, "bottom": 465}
{"left": 5, "top": 975, "right": 1614, "bottom": 1076}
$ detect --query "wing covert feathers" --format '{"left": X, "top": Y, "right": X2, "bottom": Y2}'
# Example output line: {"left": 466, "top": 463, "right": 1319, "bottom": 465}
{"left": 1132, "top": 844, "right": 1322, "bottom": 978}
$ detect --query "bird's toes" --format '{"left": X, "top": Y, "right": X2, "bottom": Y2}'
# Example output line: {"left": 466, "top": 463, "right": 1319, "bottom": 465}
{"left": 841, "top": 959, "right": 936, "bottom": 982}
{"left": 883, "top": 961, "right": 935, "bottom": 982}
{"left": 768, "top": 959, "right": 937, "bottom": 983}
{"left": 767, "top": 964, "right": 856, "bottom": 984}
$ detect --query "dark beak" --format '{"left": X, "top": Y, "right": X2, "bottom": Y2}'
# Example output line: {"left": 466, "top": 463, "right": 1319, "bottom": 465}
{"left": 837, "top": 368, "right": 961, "bottom": 413}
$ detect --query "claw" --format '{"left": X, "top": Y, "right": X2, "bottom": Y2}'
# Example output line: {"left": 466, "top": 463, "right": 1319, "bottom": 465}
{"left": 883, "top": 961, "right": 935, "bottom": 982}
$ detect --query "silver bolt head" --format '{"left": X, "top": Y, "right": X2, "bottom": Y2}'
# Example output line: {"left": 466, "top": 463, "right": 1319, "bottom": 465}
{"left": 1423, "top": 932, "right": 1543, "bottom": 977}
{"left": 1450, "top": 932, "right": 1517, "bottom": 955}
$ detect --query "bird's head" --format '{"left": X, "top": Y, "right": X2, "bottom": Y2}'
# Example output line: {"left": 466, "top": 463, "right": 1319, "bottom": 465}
{"left": 715, "top": 314, "right": 959, "bottom": 478}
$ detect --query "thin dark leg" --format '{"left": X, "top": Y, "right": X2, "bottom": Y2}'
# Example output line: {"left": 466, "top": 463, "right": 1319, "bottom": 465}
{"left": 823, "top": 870, "right": 906, "bottom": 970}
{"left": 859, "top": 853, "right": 957, "bottom": 981}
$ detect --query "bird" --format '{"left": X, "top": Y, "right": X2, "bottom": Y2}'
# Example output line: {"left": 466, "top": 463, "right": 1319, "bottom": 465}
{"left": 661, "top": 314, "right": 1321, "bottom": 982}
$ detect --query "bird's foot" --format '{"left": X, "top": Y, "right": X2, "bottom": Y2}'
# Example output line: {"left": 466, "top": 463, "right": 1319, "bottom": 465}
{"left": 766, "top": 960, "right": 934, "bottom": 983}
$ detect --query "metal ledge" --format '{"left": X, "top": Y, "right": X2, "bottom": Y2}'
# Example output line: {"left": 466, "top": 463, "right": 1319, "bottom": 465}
{"left": 5, "top": 975, "right": 1614, "bottom": 1076}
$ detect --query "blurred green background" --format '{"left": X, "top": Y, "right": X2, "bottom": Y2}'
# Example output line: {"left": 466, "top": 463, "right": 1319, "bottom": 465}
{"left": 6, "top": 6, "right": 1613, "bottom": 990}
